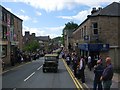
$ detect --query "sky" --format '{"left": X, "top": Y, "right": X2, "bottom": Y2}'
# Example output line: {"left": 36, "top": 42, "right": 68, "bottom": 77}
{"left": 1, "top": 0, "right": 119, "bottom": 38}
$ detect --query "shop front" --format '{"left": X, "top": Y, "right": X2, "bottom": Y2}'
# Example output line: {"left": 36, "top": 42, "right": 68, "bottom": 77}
{"left": 78, "top": 43, "right": 109, "bottom": 66}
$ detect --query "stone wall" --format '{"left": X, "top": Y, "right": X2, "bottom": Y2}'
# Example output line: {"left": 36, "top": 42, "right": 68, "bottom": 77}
{"left": 98, "top": 16, "right": 119, "bottom": 69}
{"left": 98, "top": 16, "right": 119, "bottom": 46}
{"left": 72, "top": 16, "right": 120, "bottom": 69}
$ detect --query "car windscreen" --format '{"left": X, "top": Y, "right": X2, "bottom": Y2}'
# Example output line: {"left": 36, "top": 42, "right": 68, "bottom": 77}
{"left": 45, "top": 56, "right": 57, "bottom": 61}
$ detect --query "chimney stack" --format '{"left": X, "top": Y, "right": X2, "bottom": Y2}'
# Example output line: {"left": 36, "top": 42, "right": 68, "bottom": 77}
{"left": 98, "top": 7, "right": 102, "bottom": 11}
{"left": 91, "top": 7, "right": 97, "bottom": 14}
{"left": 31, "top": 33, "right": 35, "bottom": 37}
{"left": 25, "top": 31, "right": 30, "bottom": 36}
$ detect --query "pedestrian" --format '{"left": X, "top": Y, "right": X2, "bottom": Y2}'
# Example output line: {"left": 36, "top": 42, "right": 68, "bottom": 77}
{"left": 93, "top": 60, "right": 104, "bottom": 90}
{"left": 73, "top": 54, "right": 78, "bottom": 77}
{"left": 10, "top": 52, "right": 15, "bottom": 66}
{"left": 88, "top": 55, "right": 92, "bottom": 71}
{"left": 17, "top": 54, "right": 21, "bottom": 63}
{"left": 99, "top": 55, "right": 103, "bottom": 65}
{"left": 78, "top": 56, "right": 85, "bottom": 83}
{"left": 100, "top": 57, "right": 114, "bottom": 90}
{"left": 84, "top": 56, "right": 88, "bottom": 66}
{"left": 66, "top": 53, "right": 71, "bottom": 65}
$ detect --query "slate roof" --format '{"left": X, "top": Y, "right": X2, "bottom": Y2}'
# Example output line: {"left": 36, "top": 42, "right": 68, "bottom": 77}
{"left": 37, "top": 36, "right": 50, "bottom": 42}
{"left": 91, "top": 2, "right": 120, "bottom": 17}
{"left": 0, "top": 5, "right": 23, "bottom": 21}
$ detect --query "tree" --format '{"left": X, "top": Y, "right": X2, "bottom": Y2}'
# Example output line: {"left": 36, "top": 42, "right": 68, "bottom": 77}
{"left": 62, "top": 21, "right": 78, "bottom": 46}
{"left": 23, "top": 40, "right": 40, "bottom": 52}
{"left": 63, "top": 21, "right": 78, "bottom": 30}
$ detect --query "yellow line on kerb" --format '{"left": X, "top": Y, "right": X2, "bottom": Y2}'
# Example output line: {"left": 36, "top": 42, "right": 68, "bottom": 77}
{"left": 62, "top": 59, "right": 84, "bottom": 90}
{"left": 63, "top": 59, "right": 79, "bottom": 89}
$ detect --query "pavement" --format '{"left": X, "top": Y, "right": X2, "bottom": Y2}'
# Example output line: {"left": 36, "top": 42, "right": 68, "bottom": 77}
{"left": 75, "top": 65, "right": 120, "bottom": 89}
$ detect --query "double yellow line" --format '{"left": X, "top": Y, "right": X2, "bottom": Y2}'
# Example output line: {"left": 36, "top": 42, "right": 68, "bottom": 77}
{"left": 62, "top": 59, "right": 84, "bottom": 90}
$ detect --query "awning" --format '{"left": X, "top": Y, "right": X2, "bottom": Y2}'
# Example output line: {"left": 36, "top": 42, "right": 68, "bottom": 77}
{"left": 78, "top": 43, "right": 109, "bottom": 51}
{"left": 11, "top": 41, "right": 19, "bottom": 45}
{"left": 0, "top": 41, "right": 8, "bottom": 45}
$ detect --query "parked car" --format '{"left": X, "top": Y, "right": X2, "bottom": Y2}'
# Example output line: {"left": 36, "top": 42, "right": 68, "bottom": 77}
{"left": 43, "top": 54, "right": 59, "bottom": 73}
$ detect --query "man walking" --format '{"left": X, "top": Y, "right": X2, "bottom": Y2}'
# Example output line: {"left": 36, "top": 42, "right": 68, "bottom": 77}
{"left": 100, "top": 57, "right": 113, "bottom": 90}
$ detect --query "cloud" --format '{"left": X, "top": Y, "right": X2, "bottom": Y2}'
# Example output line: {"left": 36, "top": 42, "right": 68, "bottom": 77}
{"left": 17, "top": 14, "right": 30, "bottom": 21}
{"left": 32, "top": 19, "right": 38, "bottom": 23}
{"left": 23, "top": 26, "right": 45, "bottom": 36}
{"left": 2, "top": 0, "right": 119, "bottom": 12}
{"left": 58, "top": 16, "right": 72, "bottom": 20}
{"left": 44, "top": 26, "right": 64, "bottom": 32}
{"left": 6, "top": 7, "right": 12, "bottom": 12}
{"left": 23, "top": 25, "right": 64, "bottom": 38}
{"left": 21, "top": 9, "right": 25, "bottom": 13}
{"left": 2, "top": 6, "right": 30, "bottom": 21}
{"left": 36, "top": 11, "right": 42, "bottom": 16}
{"left": 58, "top": 9, "right": 91, "bottom": 22}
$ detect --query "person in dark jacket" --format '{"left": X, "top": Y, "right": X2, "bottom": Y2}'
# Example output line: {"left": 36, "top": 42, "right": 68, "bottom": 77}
{"left": 10, "top": 52, "right": 15, "bottom": 66}
{"left": 100, "top": 57, "right": 113, "bottom": 90}
{"left": 93, "top": 60, "right": 104, "bottom": 90}
{"left": 66, "top": 53, "right": 71, "bottom": 65}
{"left": 73, "top": 54, "right": 78, "bottom": 77}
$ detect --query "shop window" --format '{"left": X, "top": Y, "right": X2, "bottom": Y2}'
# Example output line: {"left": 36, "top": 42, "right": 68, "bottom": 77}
{"left": 2, "top": 45, "right": 7, "bottom": 58}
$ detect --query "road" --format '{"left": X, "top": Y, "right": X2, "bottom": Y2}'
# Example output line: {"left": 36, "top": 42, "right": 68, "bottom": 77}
{"left": 2, "top": 57, "right": 82, "bottom": 89}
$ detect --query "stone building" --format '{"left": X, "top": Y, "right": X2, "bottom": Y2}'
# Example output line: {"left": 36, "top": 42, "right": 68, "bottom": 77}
{"left": 23, "top": 31, "right": 50, "bottom": 53}
{"left": 72, "top": 2, "right": 120, "bottom": 70}
{"left": 0, "top": 5, "right": 23, "bottom": 65}
{"left": 63, "top": 29, "right": 75, "bottom": 52}
{"left": 23, "top": 31, "right": 36, "bottom": 46}
{"left": 37, "top": 36, "right": 50, "bottom": 53}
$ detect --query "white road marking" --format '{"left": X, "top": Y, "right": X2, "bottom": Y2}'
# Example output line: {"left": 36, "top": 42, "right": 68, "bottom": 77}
{"left": 37, "top": 65, "right": 43, "bottom": 70}
{"left": 24, "top": 72, "right": 35, "bottom": 82}
{"left": 83, "top": 83, "right": 89, "bottom": 89}
{"left": 13, "top": 88, "right": 16, "bottom": 90}
{"left": 2, "top": 62, "right": 31, "bottom": 74}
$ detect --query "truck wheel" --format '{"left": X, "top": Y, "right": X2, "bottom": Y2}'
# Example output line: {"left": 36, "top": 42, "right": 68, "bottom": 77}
{"left": 43, "top": 69, "right": 46, "bottom": 73}
{"left": 54, "top": 69, "right": 57, "bottom": 73}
